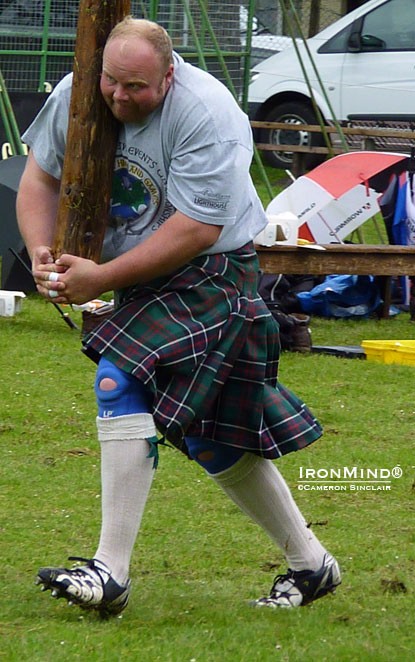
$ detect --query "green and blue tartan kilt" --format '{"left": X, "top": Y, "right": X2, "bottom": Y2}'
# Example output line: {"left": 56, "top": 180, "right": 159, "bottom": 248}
{"left": 82, "top": 242, "right": 322, "bottom": 459}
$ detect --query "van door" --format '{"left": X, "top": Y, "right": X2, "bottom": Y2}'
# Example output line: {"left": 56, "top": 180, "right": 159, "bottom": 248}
{"left": 339, "top": 0, "right": 415, "bottom": 120}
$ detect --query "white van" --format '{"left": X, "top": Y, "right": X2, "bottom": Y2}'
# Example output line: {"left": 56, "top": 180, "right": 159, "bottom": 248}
{"left": 248, "top": 0, "right": 415, "bottom": 169}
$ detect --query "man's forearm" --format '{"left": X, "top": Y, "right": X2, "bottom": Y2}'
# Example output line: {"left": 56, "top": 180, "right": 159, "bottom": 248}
{"left": 16, "top": 196, "right": 57, "bottom": 260}
{"left": 97, "top": 210, "right": 223, "bottom": 292}
{"left": 16, "top": 151, "right": 60, "bottom": 261}
{"left": 45, "top": 210, "right": 224, "bottom": 305}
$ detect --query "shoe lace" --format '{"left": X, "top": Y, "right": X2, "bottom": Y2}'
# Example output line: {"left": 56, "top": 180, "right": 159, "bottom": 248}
{"left": 67, "top": 556, "right": 107, "bottom": 590}
{"left": 269, "top": 569, "right": 295, "bottom": 596}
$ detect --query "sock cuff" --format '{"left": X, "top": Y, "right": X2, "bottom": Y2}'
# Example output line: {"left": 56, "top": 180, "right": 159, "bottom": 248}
{"left": 210, "top": 451, "right": 263, "bottom": 487}
{"left": 96, "top": 413, "right": 157, "bottom": 442}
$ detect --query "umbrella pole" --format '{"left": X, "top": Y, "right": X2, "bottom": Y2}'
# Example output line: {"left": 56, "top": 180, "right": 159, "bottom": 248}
{"left": 316, "top": 212, "right": 343, "bottom": 244}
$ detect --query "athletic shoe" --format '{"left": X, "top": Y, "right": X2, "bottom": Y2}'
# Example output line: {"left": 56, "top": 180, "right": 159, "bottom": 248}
{"left": 35, "top": 556, "right": 131, "bottom": 616}
{"left": 250, "top": 553, "right": 341, "bottom": 608}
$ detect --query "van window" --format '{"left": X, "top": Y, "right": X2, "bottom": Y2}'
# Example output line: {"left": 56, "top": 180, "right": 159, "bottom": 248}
{"left": 319, "top": 0, "right": 415, "bottom": 54}
{"left": 318, "top": 24, "right": 354, "bottom": 53}
{"left": 361, "top": 0, "right": 415, "bottom": 50}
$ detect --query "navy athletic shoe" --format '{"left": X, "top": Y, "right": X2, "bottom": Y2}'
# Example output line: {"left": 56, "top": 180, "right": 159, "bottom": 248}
{"left": 35, "top": 556, "right": 131, "bottom": 616}
{"left": 250, "top": 553, "right": 341, "bottom": 608}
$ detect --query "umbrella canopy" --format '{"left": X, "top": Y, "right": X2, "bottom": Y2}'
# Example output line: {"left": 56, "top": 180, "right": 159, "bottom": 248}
{"left": 266, "top": 151, "right": 409, "bottom": 243}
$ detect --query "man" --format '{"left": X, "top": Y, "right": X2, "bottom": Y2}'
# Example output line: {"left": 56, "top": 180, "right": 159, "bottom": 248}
{"left": 17, "top": 17, "right": 340, "bottom": 616}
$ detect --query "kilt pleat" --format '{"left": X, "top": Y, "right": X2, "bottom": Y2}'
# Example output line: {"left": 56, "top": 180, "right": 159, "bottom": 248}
{"left": 83, "top": 243, "right": 322, "bottom": 458}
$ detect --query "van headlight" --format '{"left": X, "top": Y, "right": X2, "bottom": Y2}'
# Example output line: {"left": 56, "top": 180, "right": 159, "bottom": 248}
{"left": 249, "top": 71, "right": 260, "bottom": 86}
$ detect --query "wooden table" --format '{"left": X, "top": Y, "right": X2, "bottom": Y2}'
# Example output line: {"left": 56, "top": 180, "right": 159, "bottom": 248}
{"left": 255, "top": 243, "right": 415, "bottom": 319}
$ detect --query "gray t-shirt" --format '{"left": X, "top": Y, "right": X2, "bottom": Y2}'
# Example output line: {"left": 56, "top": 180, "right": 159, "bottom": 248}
{"left": 23, "top": 52, "right": 267, "bottom": 261}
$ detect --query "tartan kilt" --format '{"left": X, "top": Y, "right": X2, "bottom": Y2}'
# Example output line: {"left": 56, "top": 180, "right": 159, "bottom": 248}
{"left": 82, "top": 242, "right": 322, "bottom": 459}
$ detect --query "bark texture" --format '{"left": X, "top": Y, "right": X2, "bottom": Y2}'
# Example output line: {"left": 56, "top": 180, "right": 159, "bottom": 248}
{"left": 52, "top": 0, "right": 130, "bottom": 261}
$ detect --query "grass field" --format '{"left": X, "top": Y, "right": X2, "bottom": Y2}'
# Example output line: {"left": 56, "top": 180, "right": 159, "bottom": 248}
{"left": 1, "top": 159, "right": 414, "bottom": 661}
{"left": 1, "top": 291, "right": 414, "bottom": 662}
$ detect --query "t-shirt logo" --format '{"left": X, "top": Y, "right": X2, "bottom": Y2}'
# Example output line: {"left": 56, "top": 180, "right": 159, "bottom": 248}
{"left": 193, "top": 187, "right": 231, "bottom": 211}
{"left": 108, "top": 157, "right": 161, "bottom": 251}
{"left": 111, "top": 168, "right": 151, "bottom": 219}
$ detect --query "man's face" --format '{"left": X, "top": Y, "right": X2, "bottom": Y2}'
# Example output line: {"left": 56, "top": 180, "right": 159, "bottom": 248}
{"left": 100, "top": 37, "right": 173, "bottom": 124}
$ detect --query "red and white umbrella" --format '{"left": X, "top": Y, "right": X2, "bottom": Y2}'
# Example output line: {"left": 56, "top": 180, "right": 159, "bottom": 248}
{"left": 266, "top": 151, "right": 409, "bottom": 243}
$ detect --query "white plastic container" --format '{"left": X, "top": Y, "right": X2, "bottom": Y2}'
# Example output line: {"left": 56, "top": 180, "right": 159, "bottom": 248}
{"left": 0, "top": 290, "right": 26, "bottom": 317}
{"left": 255, "top": 211, "right": 299, "bottom": 246}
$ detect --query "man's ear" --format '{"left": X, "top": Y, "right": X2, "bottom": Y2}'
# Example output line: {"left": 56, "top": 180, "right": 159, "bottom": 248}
{"left": 164, "top": 64, "right": 174, "bottom": 91}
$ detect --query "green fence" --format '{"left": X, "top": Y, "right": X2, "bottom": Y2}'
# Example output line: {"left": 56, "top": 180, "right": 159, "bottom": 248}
{"left": 0, "top": 0, "right": 255, "bottom": 108}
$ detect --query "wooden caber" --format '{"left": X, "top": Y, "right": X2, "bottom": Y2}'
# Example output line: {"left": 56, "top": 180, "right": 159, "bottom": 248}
{"left": 52, "top": 0, "right": 130, "bottom": 262}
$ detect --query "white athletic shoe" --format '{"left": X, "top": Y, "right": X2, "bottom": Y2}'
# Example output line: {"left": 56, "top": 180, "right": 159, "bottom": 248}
{"left": 35, "top": 556, "right": 131, "bottom": 616}
{"left": 250, "top": 553, "right": 341, "bottom": 608}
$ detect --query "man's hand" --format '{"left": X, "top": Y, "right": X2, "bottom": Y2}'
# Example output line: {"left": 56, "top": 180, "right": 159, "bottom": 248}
{"left": 32, "top": 245, "right": 55, "bottom": 271}
{"left": 45, "top": 254, "right": 104, "bottom": 305}
{"left": 31, "top": 246, "right": 67, "bottom": 303}
{"left": 32, "top": 211, "right": 223, "bottom": 304}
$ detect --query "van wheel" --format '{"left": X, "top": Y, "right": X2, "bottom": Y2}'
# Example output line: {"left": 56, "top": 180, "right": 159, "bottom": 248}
{"left": 259, "top": 102, "right": 325, "bottom": 170}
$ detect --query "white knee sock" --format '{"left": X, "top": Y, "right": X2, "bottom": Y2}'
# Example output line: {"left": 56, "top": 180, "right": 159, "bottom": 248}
{"left": 94, "top": 438, "right": 155, "bottom": 586}
{"left": 210, "top": 453, "right": 327, "bottom": 571}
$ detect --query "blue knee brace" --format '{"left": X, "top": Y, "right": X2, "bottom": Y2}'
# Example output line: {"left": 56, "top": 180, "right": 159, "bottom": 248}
{"left": 95, "top": 357, "right": 151, "bottom": 418}
{"left": 185, "top": 436, "right": 244, "bottom": 474}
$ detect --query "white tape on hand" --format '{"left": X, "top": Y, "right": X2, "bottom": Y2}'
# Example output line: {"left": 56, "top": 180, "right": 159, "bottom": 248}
{"left": 48, "top": 272, "right": 59, "bottom": 282}
{"left": 48, "top": 290, "right": 58, "bottom": 298}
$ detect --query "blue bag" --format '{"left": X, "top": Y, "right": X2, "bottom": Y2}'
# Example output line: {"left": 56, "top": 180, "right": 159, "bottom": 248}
{"left": 297, "top": 274, "right": 380, "bottom": 318}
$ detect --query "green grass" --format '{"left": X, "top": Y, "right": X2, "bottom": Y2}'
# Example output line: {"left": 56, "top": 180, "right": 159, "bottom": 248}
{"left": 1, "top": 163, "right": 413, "bottom": 659}
{"left": 1, "top": 295, "right": 415, "bottom": 661}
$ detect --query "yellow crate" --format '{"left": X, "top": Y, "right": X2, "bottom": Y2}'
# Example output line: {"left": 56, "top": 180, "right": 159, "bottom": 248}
{"left": 396, "top": 345, "right": 415, "bottom": 365}
{"left": 362, "top": 340, "right": 415, "bottom": 365}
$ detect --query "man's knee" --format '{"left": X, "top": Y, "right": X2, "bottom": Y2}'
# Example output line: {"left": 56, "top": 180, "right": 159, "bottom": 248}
{"left": 95, "top": 357, "right": 151, "bottom": 418}
{"left": 185, "top": 436, "right": 244, "bottom": 474}
{"left": 95, "top": 358, "right": 158, "bottom": 455}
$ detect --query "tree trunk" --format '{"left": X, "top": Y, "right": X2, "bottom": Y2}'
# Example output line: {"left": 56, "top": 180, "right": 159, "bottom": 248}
{"left": 308, "top": 0, "right": 321, "bottom": 37}
{"left": 51, "top": 0, "right": 130, "bottom": 262}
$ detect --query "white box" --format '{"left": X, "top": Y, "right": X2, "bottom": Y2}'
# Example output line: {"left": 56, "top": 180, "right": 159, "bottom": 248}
{"left": 0, "top": 290, "right": 26, "bottom": 317}
{"left": 255, "top": 211, "right": 299, "bottom": 246}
